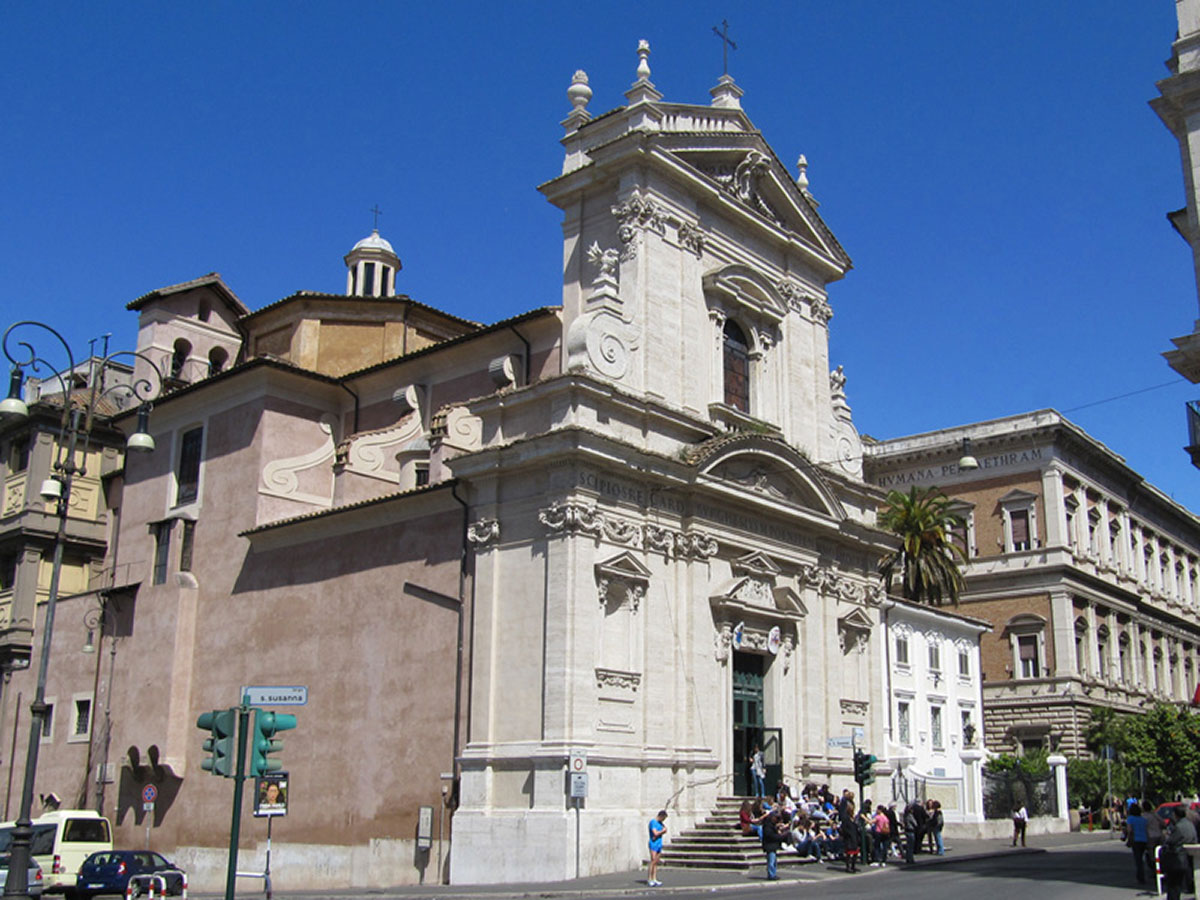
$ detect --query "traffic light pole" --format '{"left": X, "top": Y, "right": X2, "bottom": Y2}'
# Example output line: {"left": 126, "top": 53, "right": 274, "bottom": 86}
{"left": 225, "top": 702, "right": 251, "bottom": 900}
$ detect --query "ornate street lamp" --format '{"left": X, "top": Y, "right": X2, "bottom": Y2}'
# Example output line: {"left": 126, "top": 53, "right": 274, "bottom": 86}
{"left": 0, "top": 321, "right": 162, "bottom": 900}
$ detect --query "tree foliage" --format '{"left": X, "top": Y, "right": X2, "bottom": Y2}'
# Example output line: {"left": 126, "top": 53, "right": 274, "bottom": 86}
{"left": 877, "top": 486, "right": 967, "bottom": 606}
{"left": 1082, "top": 704, "right": 1200, "bottom": 801}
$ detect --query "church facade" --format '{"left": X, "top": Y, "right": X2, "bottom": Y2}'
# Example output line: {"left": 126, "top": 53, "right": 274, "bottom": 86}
{"left": 0, "top": 45, "right": 913, "bottom": 889}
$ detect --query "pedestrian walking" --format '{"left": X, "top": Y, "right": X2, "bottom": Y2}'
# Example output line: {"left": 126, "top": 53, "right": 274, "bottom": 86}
{"left": 1125, "top": 801, "right": 1149, "bottom": 885}
{"left": 750, "top": 745, "right": 766, "bottom": 798}
{"left": 840, "top": 800, "right": 860, "bottom": 872}
{"left": 1011, "top": 804, "right": 1028, "bottom": 847}
{"left": 647, "top": 809, "right": 667, "bottom": 886}
{"left": 903, "top": 801, "right": 920, "bottom": 864}
{"left": 1164, "top": 805, "right": 1197, "bottom": 900}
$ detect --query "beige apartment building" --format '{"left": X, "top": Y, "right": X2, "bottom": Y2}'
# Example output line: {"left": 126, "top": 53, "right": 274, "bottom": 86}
{"left": 865, "top": 411, "right": 1200, "bottom": 757}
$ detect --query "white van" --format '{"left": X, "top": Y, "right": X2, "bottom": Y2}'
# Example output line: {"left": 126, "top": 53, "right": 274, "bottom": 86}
{"left": 0, "top": 810, "right": 113, "bottom": 893}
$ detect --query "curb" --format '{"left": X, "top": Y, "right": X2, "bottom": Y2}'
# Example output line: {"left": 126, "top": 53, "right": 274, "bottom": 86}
{"left": 374, "top": 846, "right": 1050, "bottom": 899}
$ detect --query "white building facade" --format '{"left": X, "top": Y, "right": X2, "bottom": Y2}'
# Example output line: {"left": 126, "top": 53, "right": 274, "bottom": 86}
{"left": 881, "top": 599, "right": 989, "bottom": 825}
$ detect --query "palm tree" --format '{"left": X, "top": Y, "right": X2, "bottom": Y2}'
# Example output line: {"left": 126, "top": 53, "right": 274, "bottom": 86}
{"left": 877, "top": 485, "right": 967, "bottom": 606}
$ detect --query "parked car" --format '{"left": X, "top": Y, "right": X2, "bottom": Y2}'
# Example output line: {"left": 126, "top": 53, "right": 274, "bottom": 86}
{"left": 1154, "top": 801, "right": 1200, "bottom": 825}
{"left": 0, "top": 853, "right": 44, "bottom": 896}
{"left": 75, "top": 851, "right": 185, "bottom": 899}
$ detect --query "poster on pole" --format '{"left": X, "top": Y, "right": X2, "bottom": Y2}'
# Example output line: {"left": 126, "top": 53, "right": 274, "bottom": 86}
{"left": 254, "top": 772, "right": 289, "bottom": 817}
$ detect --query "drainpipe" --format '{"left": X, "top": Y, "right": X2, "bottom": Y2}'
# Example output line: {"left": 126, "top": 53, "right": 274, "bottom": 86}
{"left": 449, "top": 483, "right": 470, "bottom": 773}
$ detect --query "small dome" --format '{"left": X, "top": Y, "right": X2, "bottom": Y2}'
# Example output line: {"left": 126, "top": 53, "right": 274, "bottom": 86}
{"left": 351, "top": 229, "right": 395, "bottom": 255}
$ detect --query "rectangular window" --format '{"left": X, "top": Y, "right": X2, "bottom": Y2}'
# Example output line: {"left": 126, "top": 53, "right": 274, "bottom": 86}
{"left": 1018, "top": 635, "right": 1038, "bottom": 678}
{"left": 179, "top": 520, "right": 195, "bottom": 573}
{"left": 8, "top": 437, "right": 30, "bottom": 473}
{"left": 415, "top": 464, "right": 430, "bottom": 487}
{"left": 176, "top": 428, "right": 203, "bottom": 505}
{"left": 898, "top": 701, "right": 911, "bottom": 746}
{"left": 152, "top": 522, "right": 171, "bottom": 585}
{"left": 0, "top": 554, "right": 16, "bottom": 591}
{"left": 363, "top": 262, "right": 376, "bottom": 296}
{"left": 931, "top": 705, "right": 943, "bottom": 749}
{"left": 928, "top": 641, "right": 941, "bottom": 671}
{"left": 961, "top": 710, "right": 973, "bottom": 743}
{"left": 1011, "top": 510, "right": 1031, "bottom": 551}
{"left": 74, "top": 698, "right": 91, "bottom": 736}
{"left": 958, "top": 649, "right": 970, "bottom": 678}
{"left": 41, "top": 703, "right": 54, "bottom": 741}
{"left": 895, "top": 635, "right": 909, "bottom": 666}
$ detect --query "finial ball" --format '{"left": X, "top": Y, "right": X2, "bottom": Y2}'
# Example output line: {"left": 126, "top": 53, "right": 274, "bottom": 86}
{"left": 568, "top": 70, "right": 592, "bottom": 111}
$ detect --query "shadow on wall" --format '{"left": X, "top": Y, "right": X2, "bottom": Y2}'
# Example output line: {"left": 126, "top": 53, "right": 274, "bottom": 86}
{"left": 116, "top": 745, "right": 182, "bottom": 828}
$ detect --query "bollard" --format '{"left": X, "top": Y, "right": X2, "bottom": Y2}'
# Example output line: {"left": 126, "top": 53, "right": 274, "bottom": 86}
{"left": 1156, "top": 845, "right": 1164, "bottom": 896}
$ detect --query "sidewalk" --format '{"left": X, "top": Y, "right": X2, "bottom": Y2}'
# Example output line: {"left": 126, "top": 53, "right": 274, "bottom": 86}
{"left": 221, "top": 830, "right": 1113, "bottom": 900}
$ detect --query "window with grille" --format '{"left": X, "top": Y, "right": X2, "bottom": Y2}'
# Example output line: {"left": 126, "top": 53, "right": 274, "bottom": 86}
{"left": 898, "top": 702, "right": 911, "bottom": 745}
{"left": 722, "top": 320, "right": 750, "bottom": 412}
{"left": 176, "top": 428, "right": 203, "bottom": 505}
{"left": 74, "top": 698, "right": 91, "bottom": 736}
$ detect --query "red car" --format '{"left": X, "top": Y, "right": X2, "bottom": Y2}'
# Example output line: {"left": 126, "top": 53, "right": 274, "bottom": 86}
{"left": 1154, "top": 801, "right": 1200, "bottom": 825}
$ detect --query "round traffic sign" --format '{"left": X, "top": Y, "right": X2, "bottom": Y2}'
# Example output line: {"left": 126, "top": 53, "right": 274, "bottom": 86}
{"left": 142, "top": 784, "right": 158, "bottom": 803}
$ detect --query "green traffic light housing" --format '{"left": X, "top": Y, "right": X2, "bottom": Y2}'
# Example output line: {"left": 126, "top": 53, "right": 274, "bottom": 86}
{"left": 250, "top": 709, "right": 297, "bottom": 777}
{"left": 197, "top": 708, "right": 237, "bottom": 777}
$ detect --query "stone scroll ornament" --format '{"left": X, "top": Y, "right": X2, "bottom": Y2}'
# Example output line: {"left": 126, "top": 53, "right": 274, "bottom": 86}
{"left": 260, "top": 413, "right": 338, "bottom": 506}
{"left": 565, "top": 243, "right": 639, "bottom": 379}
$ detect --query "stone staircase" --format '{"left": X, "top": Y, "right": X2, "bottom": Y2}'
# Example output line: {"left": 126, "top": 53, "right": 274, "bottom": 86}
{"left": 659, "top": 796, "right": 818, "bottom": 871}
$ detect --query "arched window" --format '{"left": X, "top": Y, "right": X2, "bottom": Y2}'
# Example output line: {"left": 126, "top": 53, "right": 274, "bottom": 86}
{"left": 171, "top": 339, "right": 192, "bottom": 380}
{"left": 208, "top": 347, "right": 228, "bottom": 376}
{"left": 722, "top": 320, "right": 750, "bottom": 412}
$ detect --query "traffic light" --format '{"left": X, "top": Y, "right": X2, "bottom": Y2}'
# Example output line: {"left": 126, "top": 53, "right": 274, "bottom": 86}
{"left": 250, "top": 709, "right": 297, "bottom": 777}
{"left": 197, "top": 708, "right": 237, "bottom": 777}
{"left": 854, "top": 749, "right": 877, "bottom": 786}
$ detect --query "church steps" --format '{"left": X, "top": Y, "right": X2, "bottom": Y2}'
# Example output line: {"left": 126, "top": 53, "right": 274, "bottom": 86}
{"left": 658, "top": 797, "right": 818, "bottom": 871}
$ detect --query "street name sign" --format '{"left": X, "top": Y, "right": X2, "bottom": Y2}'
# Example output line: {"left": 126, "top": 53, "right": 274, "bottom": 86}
{"left": 242, "top": 685, "right": 308, "bottom": 706}
{"left": 827, "top": 736, "right": 853, "bottom": 748}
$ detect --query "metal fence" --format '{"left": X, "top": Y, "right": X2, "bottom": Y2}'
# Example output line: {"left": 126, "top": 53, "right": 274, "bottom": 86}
{"left": 892, "top": 772, "right": 927, "bottom": 807}
{"left": 982, "top": 768, "right": 1057, "bottom": 819}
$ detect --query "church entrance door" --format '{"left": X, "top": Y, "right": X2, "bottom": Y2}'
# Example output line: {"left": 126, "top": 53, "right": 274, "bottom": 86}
{"left": 733, "top": 651, "right": 779, "bottom": 796}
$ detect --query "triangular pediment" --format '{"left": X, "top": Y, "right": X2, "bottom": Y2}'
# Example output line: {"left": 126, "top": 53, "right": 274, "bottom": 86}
{"left": 662, "top": 137, "right": 849, "bottom": 269}
{"left": 732, "top": 551, "right": 781, "bottom": 580}
{"left": 839, "top": 608, "right": 874, "bottom": 631}
{"left": 595, "top": 550, "right": 651, "bottom": 586}
{"left": 999, "top": 489, "right": 1038, "bottom": 504}
{"left": 773, "top": 585, "right": 808, "bottom": 617}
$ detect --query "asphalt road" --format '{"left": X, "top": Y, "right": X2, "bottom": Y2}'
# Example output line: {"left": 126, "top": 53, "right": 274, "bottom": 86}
{"left": 193, "top": 836, "right": 1163, "bottom": 899}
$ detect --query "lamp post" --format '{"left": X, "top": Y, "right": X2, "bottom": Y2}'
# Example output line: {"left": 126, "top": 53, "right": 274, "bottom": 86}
{"left": 0, "top": 321, "right": 161, "bottom": 900}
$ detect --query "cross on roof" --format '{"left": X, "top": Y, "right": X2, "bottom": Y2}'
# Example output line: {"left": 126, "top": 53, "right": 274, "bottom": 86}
{"left": 370, "top": 205, "right": 383, "bottom": 229}
{"left": 712, "top": 20, "right": 737, "bottom": 76}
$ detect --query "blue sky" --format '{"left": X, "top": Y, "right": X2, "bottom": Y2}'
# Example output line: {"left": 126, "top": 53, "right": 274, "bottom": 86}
{"left": 4, "top": 2, "right": 1199, "bottom": 509}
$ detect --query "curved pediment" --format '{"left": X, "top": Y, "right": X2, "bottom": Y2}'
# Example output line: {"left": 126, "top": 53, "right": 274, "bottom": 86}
{"left": 691, "top": 433, "right": 845, "bottom": 520}
{"left": 703, "top": 264, "right": 787, "bottom": 323}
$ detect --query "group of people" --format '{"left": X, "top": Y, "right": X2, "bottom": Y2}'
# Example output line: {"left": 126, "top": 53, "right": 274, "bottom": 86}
{"left": 737, "top": 783, "right": 946, "bottom": 878}
{"left": 1121, "top": 799, "right": 1198, "bottom": 900}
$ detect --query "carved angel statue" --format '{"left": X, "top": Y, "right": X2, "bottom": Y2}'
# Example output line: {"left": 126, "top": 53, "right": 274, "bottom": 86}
{"left": 587, "top": 241, "right": 621, "bottom": 282}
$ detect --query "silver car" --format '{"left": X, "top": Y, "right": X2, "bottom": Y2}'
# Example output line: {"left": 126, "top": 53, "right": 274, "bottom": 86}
{"left": 0, "top": 853, "right": 44, "bottom": 897}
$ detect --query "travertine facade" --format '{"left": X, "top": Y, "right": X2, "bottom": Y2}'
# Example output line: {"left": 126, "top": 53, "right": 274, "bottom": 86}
{"left": 0, "top": 45, "right": 903, "bottom": 889}
{"left": 865, "top": 411, "right": 1200, "bottom": 758}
